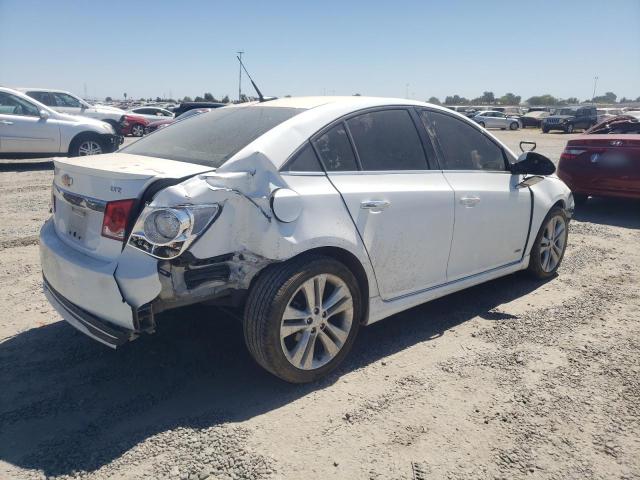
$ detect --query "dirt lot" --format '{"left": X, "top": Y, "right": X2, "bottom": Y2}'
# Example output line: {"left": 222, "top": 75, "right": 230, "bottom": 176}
{"left": 0, "top": 130, "right": 639, "bottom": 480}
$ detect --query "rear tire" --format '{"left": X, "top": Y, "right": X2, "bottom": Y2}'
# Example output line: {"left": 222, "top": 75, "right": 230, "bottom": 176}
{"left": 243, "top": 255, "right": 362, "bottom": 383}
{"left": 528, "top": 207, "right": 568, "bottom": 279}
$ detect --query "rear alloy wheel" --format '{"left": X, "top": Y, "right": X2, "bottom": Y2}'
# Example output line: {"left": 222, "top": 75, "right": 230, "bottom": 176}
{"left": 528, "top": 207, "right": 568, "bottom": 279}
{"left": 131, "top": 124, "right": 145, "bottom": 137}
{"left": 510, "top": 121, "right": 519, "bottom": 130}
{"left": 244, "top": 255, "right": 361, "bottom": 383}
{"left": 76, "top": 139, "right": 104, "bottom": 156}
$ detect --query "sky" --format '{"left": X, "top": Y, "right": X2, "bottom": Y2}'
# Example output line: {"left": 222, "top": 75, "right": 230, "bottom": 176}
{"left": 1, "top": 0, "right": 639, "bottom": 103}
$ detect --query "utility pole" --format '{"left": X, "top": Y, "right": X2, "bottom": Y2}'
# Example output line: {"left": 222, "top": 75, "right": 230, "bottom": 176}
{"left": 237, "top": 50, "right": 244, "bottom": 102}
{"left": 592, "top": 76, "right": 599, "bottom": 102}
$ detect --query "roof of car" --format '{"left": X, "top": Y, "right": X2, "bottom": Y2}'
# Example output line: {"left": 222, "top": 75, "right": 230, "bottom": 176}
{"left": 249, "top": 96, "right": 428, "bottom": 110}
{"left": 16, "top": 87, "right": 72, "bottom": 94}
{"left": 215, "top": 96, "right": 511, "bottom": 171}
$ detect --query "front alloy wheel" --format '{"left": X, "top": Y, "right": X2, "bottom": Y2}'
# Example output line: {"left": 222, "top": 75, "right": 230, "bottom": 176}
{"left": 528, "top": 207, "right": 568, "bottom": 279}
{"left": 244, "top": 255, "right": 361, "bottom": 383}
{"left": 78, "top": 139, "right": 103, "bottom": 156}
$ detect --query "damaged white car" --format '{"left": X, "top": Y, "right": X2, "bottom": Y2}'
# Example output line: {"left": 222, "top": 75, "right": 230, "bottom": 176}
{"left": 40, "top": 97, "right": 573, "bottom": 383}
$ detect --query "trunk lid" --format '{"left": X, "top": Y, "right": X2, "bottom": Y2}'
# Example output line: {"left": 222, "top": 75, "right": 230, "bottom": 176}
{"left": 52, "top": 153, "right": 213, "bottom": 260}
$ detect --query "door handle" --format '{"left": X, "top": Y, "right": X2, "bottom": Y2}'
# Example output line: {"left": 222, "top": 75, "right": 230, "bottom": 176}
{"left": 460, "top": 196, "right": 481, "bottom": 207}
{"left": 0, "top": 120, "right": 14, "bottom": 125}
{"left": 361, "top": 200, "right": 391, "bottom": 210}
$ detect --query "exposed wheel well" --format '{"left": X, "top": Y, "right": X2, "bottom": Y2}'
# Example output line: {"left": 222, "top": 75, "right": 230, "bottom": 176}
{"left": 286, "top": 247, "right": 370, "bottom": 324}
{"left": 551, "top": 199, "right": 565, "bottom": 210}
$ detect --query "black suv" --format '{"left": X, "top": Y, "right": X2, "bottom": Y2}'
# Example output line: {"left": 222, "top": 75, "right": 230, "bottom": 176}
{"left": 541, "top": 106, "right": 597, "bottom": 133}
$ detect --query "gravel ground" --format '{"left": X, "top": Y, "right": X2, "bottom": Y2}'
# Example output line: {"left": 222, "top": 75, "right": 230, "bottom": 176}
{"left": 0, "top": 130, "right": 639, "bottom": 480}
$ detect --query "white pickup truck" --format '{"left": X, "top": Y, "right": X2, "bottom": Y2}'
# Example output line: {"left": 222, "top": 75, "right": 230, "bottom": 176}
{"left": 19, "top": 88, "right": 126, "bottom": 133}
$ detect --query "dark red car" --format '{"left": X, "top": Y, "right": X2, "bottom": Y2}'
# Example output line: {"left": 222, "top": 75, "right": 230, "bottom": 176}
{"left": 557, "top": 116, "right": 640, "bottom": 203}
{"left": 119, "top": 114, "right": 149, "bottom": 137}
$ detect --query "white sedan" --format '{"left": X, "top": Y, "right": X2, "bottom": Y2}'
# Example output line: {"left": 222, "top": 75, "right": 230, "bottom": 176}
{"left": 473, "top": 110, "right": 521, "bottom": 130}
{"left": 0, "top": 87, "right": 122, "bottom": 157}
{"left": 127, "top": 106, "right": 174, "bottom": 122}
{"left": 39, "top": 96, "right": 572, "bottom": 383}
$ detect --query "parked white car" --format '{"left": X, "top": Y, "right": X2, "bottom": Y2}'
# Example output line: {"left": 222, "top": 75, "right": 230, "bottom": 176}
{"left": 40, "top": 97, "right": 572, "bottom": 383}
{"left": 0, "top": 87, "right": 122, "bottom": 157}
{"left": 127, "top": 106, "right": 174, "bottom": 122}
{"left": 473, "top": 110, "right": 521, "bottom": 130}
{"left": 19, "top": 88, "right": 126, "bottom": 132}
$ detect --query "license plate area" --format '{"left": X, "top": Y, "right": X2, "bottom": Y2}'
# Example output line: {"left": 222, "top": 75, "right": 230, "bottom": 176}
{"left": 67, "top": 206, "right": 87, "bottom": 242}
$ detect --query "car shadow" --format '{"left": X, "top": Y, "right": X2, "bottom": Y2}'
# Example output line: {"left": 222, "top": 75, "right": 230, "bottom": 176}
{"left": 0, "top": 271, "right": 550, "bottom": 477}
{"left": 572, "top": 197, "right": 640, "bottom": 229}
{"left": 0, "top": 160, "right": 53, "bottom": 172}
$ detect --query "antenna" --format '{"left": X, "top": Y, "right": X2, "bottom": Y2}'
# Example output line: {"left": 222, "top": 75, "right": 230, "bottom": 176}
{"left": 237, "top": 50, "right": 244, "bottom": 101}
{"left": 236, "top": 55, "right": 264, "bottom": 102}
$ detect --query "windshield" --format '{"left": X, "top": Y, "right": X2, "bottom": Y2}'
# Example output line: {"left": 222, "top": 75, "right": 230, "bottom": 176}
{"left": 122, "top": 106, "right": 304, "bottom": 167}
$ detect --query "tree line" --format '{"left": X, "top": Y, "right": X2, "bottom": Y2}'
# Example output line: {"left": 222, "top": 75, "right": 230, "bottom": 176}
{"left": 105, "top": 91, "right": 640, "bottom": 106}
{"left": 427, "top": 91, "right": 640, "bottom": 106}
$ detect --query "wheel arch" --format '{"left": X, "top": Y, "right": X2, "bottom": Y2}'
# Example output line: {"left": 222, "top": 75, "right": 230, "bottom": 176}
{"left": 67, "top": 130, "right": 105, "bottom": 155}
{"left": 291, "top": 246, "right": 370, "bottom": 324}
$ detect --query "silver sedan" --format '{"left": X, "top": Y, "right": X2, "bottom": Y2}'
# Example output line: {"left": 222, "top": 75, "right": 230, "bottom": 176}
{"left": 473, "top": 110, "right": 521, "bottom": 130}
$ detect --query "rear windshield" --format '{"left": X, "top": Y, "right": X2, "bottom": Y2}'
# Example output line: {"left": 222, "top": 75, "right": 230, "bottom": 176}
{"left": 122, "top": 106, "right": 304, "bottom": 167}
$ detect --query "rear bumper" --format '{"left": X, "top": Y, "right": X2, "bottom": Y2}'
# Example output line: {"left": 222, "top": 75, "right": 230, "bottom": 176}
{"left": 40, "top": 218, "right": 158, "bottom": 346}
{"left": 43, "top": 278, "right": 136, "bottom": 348}
{"left": 40, "top": 218, "right": 136, "bottom": 328}
{"left": 558, "top": 171, "right": 640, "bottom": 200}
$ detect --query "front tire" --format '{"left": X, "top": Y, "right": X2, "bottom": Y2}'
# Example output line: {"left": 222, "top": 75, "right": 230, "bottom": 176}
{"left": 243, "top": 255, "right": 362, "bottom": 383}
{"left": 565, "top": 124, "right": 574, "bottom": 134}
{"left": 478, "top": 121, "right": 485, "bottom": 128}
{"left": 510, "top": 121, "right": 519, "bottom": 130}
{"left": 68, "top": 135, "right": 106, "bottom": 157}
{"left": 528, "top": 207, "right": 569, "bottom": 279}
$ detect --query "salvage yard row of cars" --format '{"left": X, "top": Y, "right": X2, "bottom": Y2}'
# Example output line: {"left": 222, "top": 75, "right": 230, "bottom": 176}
{"left": 449, "top": 104, "right": 640, "bottom": 133}
{"left": 0, "top": 86, "right": 225, "bottom": 156}
{"left": 1, "top": 86, "right": 638, "bottom": 382}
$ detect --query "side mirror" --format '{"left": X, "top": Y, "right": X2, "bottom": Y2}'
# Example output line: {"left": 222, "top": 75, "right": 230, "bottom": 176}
{"left": 511, "top": 151, "right": 556, "bottom": 176}
{"left": 39, "top": 109, "right": 50, "bottom": 120}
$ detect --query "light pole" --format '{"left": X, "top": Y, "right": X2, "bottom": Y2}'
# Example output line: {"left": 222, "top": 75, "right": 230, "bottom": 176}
{"left": 591, "top": 76, "right": 599, "bottom": 102}
{"left": 237, "top": 50, "right": 244, "bottom": 102}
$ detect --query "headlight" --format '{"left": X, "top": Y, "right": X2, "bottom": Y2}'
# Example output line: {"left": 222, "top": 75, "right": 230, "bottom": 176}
{"left": 129, "top": 204, "right": 220, "bottom": 259}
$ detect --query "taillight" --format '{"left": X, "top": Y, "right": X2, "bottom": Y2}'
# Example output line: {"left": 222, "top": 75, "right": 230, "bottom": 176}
{"left": 560, "top": 148, "right": 586, "bottom": 161}
{"left": 102, "top": 199, "right": 135, "bottom": 241}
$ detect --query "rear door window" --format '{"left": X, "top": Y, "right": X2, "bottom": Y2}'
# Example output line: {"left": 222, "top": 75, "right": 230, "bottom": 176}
{"left": 282, "top": 143, "right": 323, "bottom": 172}
{"left": 313, "top": 124, "right": 359, "bottom": 171}
{"left": 346, "top": 109, "right": 428, "bottom": 171}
